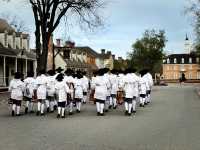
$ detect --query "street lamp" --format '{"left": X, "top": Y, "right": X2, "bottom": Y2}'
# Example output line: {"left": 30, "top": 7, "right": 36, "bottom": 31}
{"left": 21, "top": 49, "right": 24, "bottom": 79}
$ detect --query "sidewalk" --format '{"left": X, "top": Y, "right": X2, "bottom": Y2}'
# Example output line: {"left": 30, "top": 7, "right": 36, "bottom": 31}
{"left": 0, "top": 92, "right": 9, "bottom": 106}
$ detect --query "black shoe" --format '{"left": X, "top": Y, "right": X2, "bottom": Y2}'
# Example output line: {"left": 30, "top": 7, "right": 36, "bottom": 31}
{"left": 133, "top": 110, "right": 136, "bottom": 114}
{"left": 40, "top": 113, "right": 45, "bottom": 116}
{"left": 83, "top": 102, "right": 86, "bottom": 104}
{"left": 113, "top": 106, "right": 117, "bottom": 109}
{"left": 25, "top": 107, "right": 28, "bottom": 114}
{"left": 76, "top": 109, "right": 80, "bottom": 113}
{"left": 36, "top": 111, "right": 40, "bottom": 116}
{"left": 139, "top": 104, "right": 143, "bottom": 107}
{"left": 12, "top": 110, "right": 15, "bottom": 116}
{"left": 54, "top": 105, "right": 57, "bottom": 110}
{"left": 61, "top": 115, "right": 65, "bottom": 118}
{"left": 50, "top": 111, "right": 54, "bottom": 113}
{"left": 97, "top": 112, "right": 100, "bottom": 116}
{"left": 69, "top": 112, "right": 73, "bottom": 115}
{"left": 16, "top": 114, "right": 21, "bottom": 116}
{"left": 30, "top": 110, "right": 34, "bottom": 113}
{"left": 108, "top": 105, "right": 112, "bottom": 109}
{"left": 125, "top": 111, "right": 128, "bottom": 116}
{"left": 105, "top": 109, "right": 108, "bottom": 112}
{"left": 144, "top": 102, "right": 148, "bottom": 105}
{"left": 47, "top": 107, "right": 50, "bottom": 113}
{"left": 100, "top": 113, "right": 104, "bottom": 116}
{"left": 128, "top": 113, "right": 131, "bottom": 116}
{"left": 57, "top": 114, "right": 60, "bottom": 118}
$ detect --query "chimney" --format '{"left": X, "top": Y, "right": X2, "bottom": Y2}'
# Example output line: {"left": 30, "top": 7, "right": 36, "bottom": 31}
{"left": 101, "top": 49, "right": 105, "bottom": 54}
{"left": 112, "top": 54, "right": 115, "bottom": 60}
{"left": 107, "top": 51, "right": 111, "bottom": 55}
{"left": 56, "top": 39, "right": 61, "bottom": 47}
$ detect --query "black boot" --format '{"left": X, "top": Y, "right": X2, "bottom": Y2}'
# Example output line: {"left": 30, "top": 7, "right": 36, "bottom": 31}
{"left": 12, "top": 110, "right": 15, "bottom": 116}
{"left": 47, "top": 107, "right": 50, "bottom": 113}
{"left": 36, "top": 111, "right": 40, "bottom": 116}
{"left": 108, "top": 105, "right": 112, "bottom": 109}
{"left": 25, "top": 107, "right": 28, "bottom": 114}
{"left": 125, "top": 110, "right": 128, "bottom": 116}
{"left": 69, "top": 112, "right": 73, "bottom": 115}
{"left": 57, "top": 114, "right": 60, "bottom": 118}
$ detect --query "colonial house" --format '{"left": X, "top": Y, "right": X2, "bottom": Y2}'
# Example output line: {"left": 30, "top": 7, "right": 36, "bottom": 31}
{"left": 0, "top": 19, "right": 36, "bottom": 87}
{"left": 162, "top": 35, "right": 200, "bottom": 81}
{"left": 98, "top": 49, "right": 114, "bottom": 70}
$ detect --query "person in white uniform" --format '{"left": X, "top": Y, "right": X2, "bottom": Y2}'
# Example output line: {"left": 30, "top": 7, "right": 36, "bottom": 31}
{"left": 64, "top": 69, "right": 75, "bottom": 115}
{"left": 131, "top": 68, "right": 140, "bottom": 114}
{"left": 46, "top": 70, "right": 56, "bottom": 113}
{"left": 24, "top": 72, "right": 36, "bottom": 114}
{"left": 55, "top": 73, "right": 70, "bottom": 118}
{"left": 81, "top": 71, "right": 89, "bottom": 104}
{"left": 92, "top": 69, "right": 109, "bottom": 116}
{"left": 35, "top": 70, "right": 48, "bottom": 116}
{"left": 9, "top": 72, "right": 25, "bottom": 116}
{"left": 123, "top": 69, "right": 136, "bottom": 116}
{"left": 74, "top": 71, "right": 84, "bottom": 113}
{"left": 110, "top": 69, "right": 119, "bottom": 109}
{"left": 54, "top": 67, "right": 64, "bottom": 110}
{"left": 139, "top": 70, "right": 147, "bottom": 107}
{"left": 144, "top": 70, "right": 153, "bottom": 104}
{"left": 103, "top": 68, "right": 112, "bottom": 112}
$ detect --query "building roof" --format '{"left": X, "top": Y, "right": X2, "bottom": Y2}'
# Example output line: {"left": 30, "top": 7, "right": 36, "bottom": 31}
{"left": 163, "top": 53, "right": 198, "bottom": 64}
{"left": 0, "top": 46, "right": 36, "bottom": 60}
{"left": 73, "top": 46, "right": 99, "bottom": 57}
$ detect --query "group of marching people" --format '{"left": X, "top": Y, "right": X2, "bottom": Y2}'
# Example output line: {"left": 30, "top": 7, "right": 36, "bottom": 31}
{"left": 8, "top": 66, "right": 153, "bottom": 118}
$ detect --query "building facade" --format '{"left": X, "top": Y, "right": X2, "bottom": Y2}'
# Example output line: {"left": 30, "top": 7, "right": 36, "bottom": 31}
{"left": 0, "top": 19, "right": 36, "bottom": 87}
{"left": 162, "top": 54, "right": 200, "bottom": 80}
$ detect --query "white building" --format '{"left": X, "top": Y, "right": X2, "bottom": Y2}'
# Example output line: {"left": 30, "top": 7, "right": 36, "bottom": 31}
{"left": 0, "top": 19, "right": 36, "bottom": 87}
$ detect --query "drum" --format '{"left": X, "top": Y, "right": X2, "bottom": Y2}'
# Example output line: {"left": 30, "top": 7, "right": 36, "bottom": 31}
{"left": 117, "top": 90, "right": 124, "bottom": 105}
{"left": 89, "top": 89, "right": 95, "bottom": 104}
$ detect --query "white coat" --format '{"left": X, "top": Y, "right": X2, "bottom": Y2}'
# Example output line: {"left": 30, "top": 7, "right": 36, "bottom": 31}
{"left": 9, "top": 79, "right": 25, "bottom": 100}
{"left": 82, "top": 76, "right": 89, "bottom": 93}
{"left": 131, "top": 73, "right": 140, "bottom": 97}
{"left": 74, "top": 78, "right": 84, "bottom": 99}
{"left": 94, "top": 76, "right": 109, "bottom": 101}
{"left": 64, "top": 75, "right": 75, "bottom": 98}
{"left": 35, "top": 74, "right": 48, "bottom": 100}
{"left": 123, "top": 73, "right": 137, "bottom": 98}
{"left": 24, "top": 77, "right": 36, "bottom": 98}
{"left": 104, "top": 73, "right": 111, "bottom": 97}
{"left": 46, "top": 76, "right": 56, "bottom": 97}
{"left": 55, "top": 81, "right": 70, "bottom": 102}
{"left": 139, "top": 76, "right": 147, "bottom": 95}
{"left": 110, "top": 74, "right": 119, "bottom": 95}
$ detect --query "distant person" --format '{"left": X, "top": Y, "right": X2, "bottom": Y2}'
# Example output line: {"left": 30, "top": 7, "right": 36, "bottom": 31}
{"left": 179, "top": 73, "right": 186, "bottom": 85}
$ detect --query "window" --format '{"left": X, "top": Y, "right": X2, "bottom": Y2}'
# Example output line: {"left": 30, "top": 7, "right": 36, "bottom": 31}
{"left": 63, "top": 51, "right": 70, "bottom": 59}
{"left": 197, "top": 57, "right": 200, "bottom": 63}
{"left": 174, "top": 58, "right": 177, "bottom": 64}
{"left": 167, "top": 58, "right": 170, "bottom": 64}
{"left": 189, "top": 57, "right": 192, "bottom": 63}
{"left": 181, "top": 58, "right": 184, "bottom": 64}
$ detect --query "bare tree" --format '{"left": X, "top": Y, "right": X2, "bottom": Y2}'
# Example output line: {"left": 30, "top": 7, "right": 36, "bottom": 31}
{"left": 4, "top": 0, "right": 105, "bottom": 72}
{"left": 0, "top": 13, "right": 29, "bottom": 32}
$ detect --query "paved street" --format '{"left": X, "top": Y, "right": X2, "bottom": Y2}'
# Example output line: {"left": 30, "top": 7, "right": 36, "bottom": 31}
{"left": 0, "top": 84, "right": 200, "bottom": 150}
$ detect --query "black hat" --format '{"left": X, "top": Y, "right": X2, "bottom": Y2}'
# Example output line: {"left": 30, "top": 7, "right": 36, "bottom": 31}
{"left": 39, "top": 69, "right": 46, "bottom": 75}
{"left": 56, "top": 73, "right": 64, "bottom": 82}
{"left": 64, "top": 69, "right": 73, "bottom": 76}
{"left": 47, "top": 70, "right": 55, "bottom": 76}
{"left": 56, "top": 67, "right": 64, "bottom": 73}
{"left": 131, "top": 68, "right": 137, "bottom": 73}
{"left": 14, "top": 72, "right": 21, "bottom": 79}
{"left": 27, "top": 72, "right": 34, "bottom": 77}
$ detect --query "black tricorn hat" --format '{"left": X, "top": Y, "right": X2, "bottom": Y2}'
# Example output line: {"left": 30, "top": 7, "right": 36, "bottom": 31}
{"left": 47, "top": 70, "right": 55, "bottom": 76}
{"left": 131, "top": 68, "right": 137, "bottom": 73}
{"left": 56, "top": 67, "right": 64, "bottom": 72}
{"left": 14, "top": 72, "right": 21, "bottom": 79}
{"left": 56, "top": 73, "right": 64, "bottom": 82}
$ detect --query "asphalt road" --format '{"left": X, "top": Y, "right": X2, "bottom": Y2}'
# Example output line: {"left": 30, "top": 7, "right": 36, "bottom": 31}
{"left": 0, "top": 84, "right": 200, "bottom": 150}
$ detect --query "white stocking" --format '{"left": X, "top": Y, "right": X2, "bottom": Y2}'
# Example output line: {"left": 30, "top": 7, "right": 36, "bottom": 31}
{"left": 16, "top": 106, "right": 20, "bottom": 115}
{"left": 61, "top": 108, "right": 65, "bottom": 116}
{"left": 41, "top": 103, "right": 44, "bottom": 113}
{"left": 125, "top": 102, "right": 128, "bottom": 111}
{"left": 12, "top": 104, "right": 16, "bottom": 111}
{"left": 96, "top": 102, "right": 100, "bottom": 113}
{"left": 128, "top": 103, "right": 132, "bottom": 114}
{"left": 58, "top": 107, "right": 61, "bottom": 115}
{"left": 132, "top": 100, "right": 136, "bottom": 111}
{"left": 100, "top": 103, "right": 104, "bottom": 114}
{"left": 45, "top": 100, "right": 50, "bottom": 108}
{"left": 37, "top": 102, "right": 41, "bottom": 111}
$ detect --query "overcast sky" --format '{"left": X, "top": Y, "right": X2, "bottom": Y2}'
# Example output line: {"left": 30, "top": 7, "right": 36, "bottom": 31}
{"left": 0, "top": 0, "right": 194, "bottom": 58}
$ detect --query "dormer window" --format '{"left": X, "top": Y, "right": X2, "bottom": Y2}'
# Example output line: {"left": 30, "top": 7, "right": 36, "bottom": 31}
{"left": 181, "top": 58, "right": 184, "bottom": 64}
{"left": 189, "top": 57, "right": 192, "bottom": 63}
{"left": 167, "top": 58, "right": 170, "bottom": 64}
{"left": 174, "top": 58, "right": 177, "bottom": 64}
{"left": 197, "top": 57, "right": 199, "bottom": 63}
